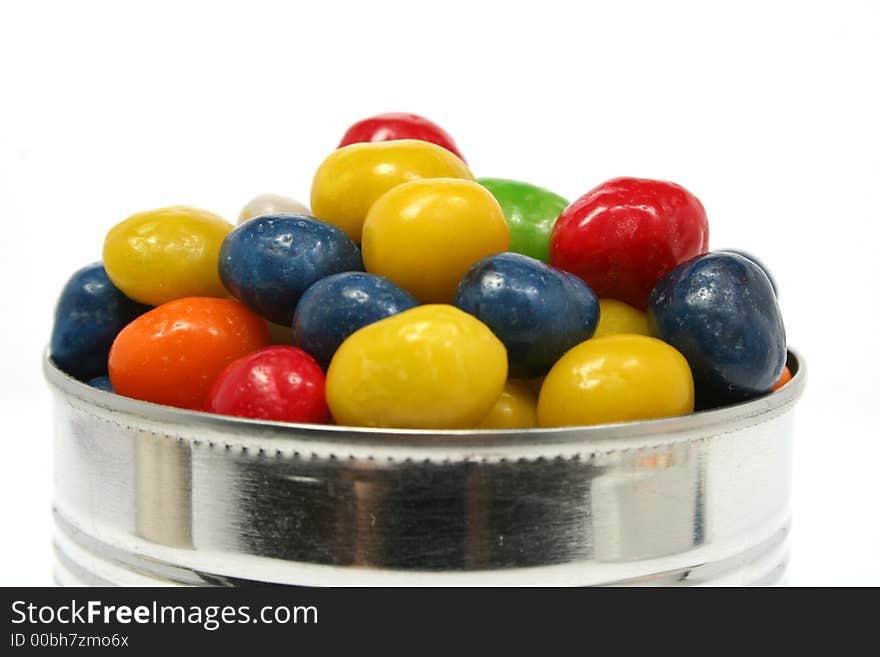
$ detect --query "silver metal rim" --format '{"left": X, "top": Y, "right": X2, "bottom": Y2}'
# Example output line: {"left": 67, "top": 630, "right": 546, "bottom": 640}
{"left": 47, "top": 348, "right": 804, "bottom": 586}
{"left": 42, "top": 347, "right": 805, "bottom": 455}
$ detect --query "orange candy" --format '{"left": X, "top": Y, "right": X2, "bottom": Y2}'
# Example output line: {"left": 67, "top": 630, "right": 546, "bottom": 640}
{"left": 108, "top": 297, "right": 271, "bottom": 410}
{"left": 773, "top": 366, "right": 792, "bottom": 391}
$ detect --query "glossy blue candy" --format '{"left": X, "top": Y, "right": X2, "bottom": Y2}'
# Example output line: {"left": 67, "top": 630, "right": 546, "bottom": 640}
{"left": 647, "top": 252, "right": 786, "bottom": 410}
{"left": 454, "top": 252, "right": 599, "bottom": 378}
{"left": 219, "top": 214, "right": 364, "bottom": 325}
{"left": 294, "top": 272, "right": 419, "bottom": 368}
{"left": 50, "top": 263, "right": 150, "bottom": 381}
{"left": 717, "top": 249, "right": 778, "bottom": 296}
{"left": 87, "top": 375, "right": 114, "bottom": 392}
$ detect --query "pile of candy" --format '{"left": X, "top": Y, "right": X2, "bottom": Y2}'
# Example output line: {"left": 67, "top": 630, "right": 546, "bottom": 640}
{"left": 50, "top": 113, "right": 789, "bottom": 430}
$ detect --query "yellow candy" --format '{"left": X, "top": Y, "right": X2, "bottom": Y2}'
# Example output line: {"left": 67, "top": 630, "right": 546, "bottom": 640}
{"left": 478, "top": 380, "right": 538, "bottom": 429}
{"left": 362, "top": 178, "right": 510, "bottom": 303}
{"left": 310, "top": 140, "right": 474, "bottom": 242}
{"left": 326, "top": 305, "right": 507, "bottom": 429}
{"left": 593, "top": 298, "right": 650, "bottom": 338}
{"left": 103, "top": 206, "right": 233, "bottom": 306}
{"left": 537, "top": 335, "right": 694, "bottom": 427}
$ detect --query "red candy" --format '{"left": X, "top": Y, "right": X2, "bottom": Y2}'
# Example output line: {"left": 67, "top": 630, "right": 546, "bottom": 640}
{"left": 206, "top": 346, "right": 329, "bottom": 423}
{"left": 338, "top": 112, "right": 465, "bottom": 162}
{"left": 550, "top": 177, "right": 709, "bottom": 308}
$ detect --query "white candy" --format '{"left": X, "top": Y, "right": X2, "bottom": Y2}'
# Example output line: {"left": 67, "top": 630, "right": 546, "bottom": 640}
{"left": 238, "top": 193, "right": 311, "bottom": 225}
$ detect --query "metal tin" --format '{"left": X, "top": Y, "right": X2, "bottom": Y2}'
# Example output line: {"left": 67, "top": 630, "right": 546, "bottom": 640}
{"left": 45, "top": 350, "right": 805, "bottom": 586}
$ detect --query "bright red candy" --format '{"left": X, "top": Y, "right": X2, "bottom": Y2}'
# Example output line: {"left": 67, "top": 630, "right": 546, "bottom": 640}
{"left": 337, "top": 112, "right": 465, "bottom": 162}
{"left": 550, "top": 177, "right": 709, "bottom": 308}
{"left": 206, "top": 346, "right": 329, "bottom": 423}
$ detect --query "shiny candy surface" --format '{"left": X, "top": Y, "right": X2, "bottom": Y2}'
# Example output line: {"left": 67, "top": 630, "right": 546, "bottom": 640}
{"left": 310, "top": 140, "right": 474, "bottom": 242}
{"left": 477, "top": 178, "right": 568, "bottom": 262}
{"left": 648, "top": 252, "right": 786, "bottom": 409}
{"left": 454, "top": 252, "right": 599, "bottom": 378}
{"left": 326, "top": 305, "right": 507, "bottom": 429}
{"left": 108, "top": 297, "right": 270, "bottom": 410}
{"left": 363, "top": 178, "right": 510, "bottom": 303}
{"left": 594, "top": 298, "right": 650, "bottom": 338}
{"left": 103, "top": 206, "right": 233, "bottom": 306}
{"left": 206, "top": 346, "right": 329, "bottom": 423}
{"left": 537, "top": 334, "right": 695, "bottom": 427}
{"left": 550, "top": 177, "right": 709, "bottom": 308}
{"left": 718, "top": 249, "right": 778, "bottom": 296}
{"left": 238, "top": 194, "right": 310, "bottom": 225}
{"left": 293, "top": 272, "right": 419, "bottom": 369}
{"left": 338, "top": 112, "right": 465, "bottom": 161}
{"left": 50, "top": 263, "right": 151, "bottom": 381}
{"left": 219, "top": 214, "right": 364, "bottom": 326}
{"left": 477, "top": 380, "right": 538, "bottom": 429}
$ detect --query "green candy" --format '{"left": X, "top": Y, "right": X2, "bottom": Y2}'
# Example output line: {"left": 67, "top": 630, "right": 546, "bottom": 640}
{"left": 477, "top": 178, "right": 569, "bottom": 262}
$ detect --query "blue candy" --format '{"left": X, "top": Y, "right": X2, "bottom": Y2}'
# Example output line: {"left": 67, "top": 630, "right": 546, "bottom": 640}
{"left": 87, "top": 375, "right": 114, "bottom": 392}
{"left": 294, "top": 272, "right": 419, "bottom": 368}
{"left": 50, "top": 263, "right": 150, "bottom": 381}
{"left": 219, "top": 214, "right": 364, "bottom": 325}
{"left": 647, "top": 252, "right": 786, "bottom": 410}
{"left": 454, "top": 252, "right": 599, "bottom": 378}
{"left": 717, "top": 249, "right": 778, "bottom": 296}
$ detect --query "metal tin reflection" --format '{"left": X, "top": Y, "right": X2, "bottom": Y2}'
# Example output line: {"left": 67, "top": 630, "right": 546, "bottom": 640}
{"left": 46, "top": 350, "right": 804, "bottom": 586}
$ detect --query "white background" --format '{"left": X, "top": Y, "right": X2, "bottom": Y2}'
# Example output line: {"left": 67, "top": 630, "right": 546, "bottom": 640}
{"left": 0, "top": 0, "right": 877, "bottom": 585}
